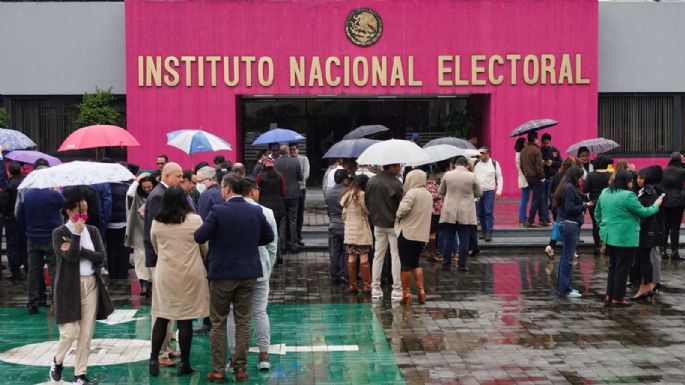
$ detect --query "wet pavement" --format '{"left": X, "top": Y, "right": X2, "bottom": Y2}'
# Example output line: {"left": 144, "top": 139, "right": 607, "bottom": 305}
{"left": 3, "top": 249, "right": 685, "bottom": 384}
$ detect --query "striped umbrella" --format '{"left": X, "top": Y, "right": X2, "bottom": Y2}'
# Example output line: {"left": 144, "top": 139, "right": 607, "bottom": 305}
{"left": 509, "top": 119, "right": 558, "bottom": 138}
{"left": 566, "top": 138, "right": 620, "bottom": 155}
{"left": 166, "top": 129, "right": 232, "bottom": 154}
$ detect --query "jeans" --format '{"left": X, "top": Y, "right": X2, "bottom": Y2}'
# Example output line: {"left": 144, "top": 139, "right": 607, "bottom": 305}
{"left": 371, "top": 227, "right": 401, "bottom": 291}
{"left": 519, "top": 187, "right": 530, "bottom": 223}
{"left": 27, "top": 240, "right": 56, "bottom": 308}
{"left": 476, "top": 190, "right": 495, "bottom": 235}
{"left": 557, "top": 221, "right": 580, "bottom": 295}
{"left": 526, "top": 177, "right": 544, "bottom": 224}
{"left": 228, "top": 280, "right": 270, "bottom": 353}
{"left": 542, "top": 178, "right": 554, "bottom": 222}
{"left": 283, "top": 198, "right": 300, "bottom": 251}
{"left": 6, "top": 219, "right": 27, "bottom": 277}
{"left": 328, "top": 223, "right": 346, "bottom": 280}
{"left": 606, "top": 246, "right": 636, "bottom": 301}
{"left": 296, "top": 189, "right": 306, "bottom": 243}
{"left": 440, "top": 223, "right": 471, "bottom": 268}
{"left": 209, "top": 278, "right": 257, "bottom": 372}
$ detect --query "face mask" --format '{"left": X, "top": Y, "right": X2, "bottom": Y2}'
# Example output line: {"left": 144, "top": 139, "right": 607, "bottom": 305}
{"left": 196, "top": 183, "right": 207, "bottom": 194}
{"left": 71, "top": 213, "right": 88, "bottom": 222}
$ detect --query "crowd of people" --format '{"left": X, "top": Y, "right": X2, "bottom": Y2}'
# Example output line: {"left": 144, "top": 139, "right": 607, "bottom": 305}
{"left": 0, "top": 132, "right": 683, "bottom": 384}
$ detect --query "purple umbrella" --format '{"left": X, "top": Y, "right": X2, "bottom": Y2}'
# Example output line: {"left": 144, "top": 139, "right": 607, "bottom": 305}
{"left": 5, "top": 150, "right": 61, "bottom": 166}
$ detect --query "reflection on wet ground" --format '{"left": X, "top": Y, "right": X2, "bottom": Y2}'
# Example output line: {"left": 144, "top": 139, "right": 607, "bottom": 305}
{"left": 3, "top": 250, "right": 685, "bottom": 384}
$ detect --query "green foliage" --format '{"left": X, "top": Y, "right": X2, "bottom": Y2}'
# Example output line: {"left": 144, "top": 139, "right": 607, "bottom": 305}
{"left": 75, "top": 87, "right": 121, "bottom": 128}
{"left": 445, "top": 106, "right": 480, "bottom": 138}
{"left": 0, "top": 107, "right": 10, "bottom": 128}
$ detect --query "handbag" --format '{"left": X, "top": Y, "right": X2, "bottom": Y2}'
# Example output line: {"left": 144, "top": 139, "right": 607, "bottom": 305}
{"left": 550, "top": 221, "right": 561, "bottom": 242}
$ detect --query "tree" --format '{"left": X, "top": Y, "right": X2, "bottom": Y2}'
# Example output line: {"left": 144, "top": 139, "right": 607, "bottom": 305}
{"left": 0, "top": 107, "right": 10, "bottom": 128}
{"left": 75, "top": 87, "right": 121, "bottom": 128}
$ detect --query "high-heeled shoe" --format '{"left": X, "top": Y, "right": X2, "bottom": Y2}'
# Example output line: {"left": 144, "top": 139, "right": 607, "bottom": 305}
{"left": 149, "top": 360, "right": 160, "bottom": 376}
{"left": 176, "top": 361, "right": 194, "bottom": 376}
{"left": 633, "top": 291, "right": 652, "bottom": 300}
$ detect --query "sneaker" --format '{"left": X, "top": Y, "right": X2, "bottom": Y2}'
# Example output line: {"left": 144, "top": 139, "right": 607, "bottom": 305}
{"left": 73, "top": 374, "right": 93, "bottom": 385}
{"left": 50, "top": 358, "right": 63, "bottom": 382}
{"left": 100, "top": 267, "right": 109, "bottom": 276}
{"left": 545, "top": 245, "right": 555, "bottom": 259}
{"left": 257, "top": 360, "right": 270, "bottom": 371}
{"left": 390, "top": 288, "right": 403, "bottom": 301}
{"left": 565, "top": 290, "right": 582, "bottom": 298}
{"left": 371, "top": 288, "right": 383, "bottom": 300}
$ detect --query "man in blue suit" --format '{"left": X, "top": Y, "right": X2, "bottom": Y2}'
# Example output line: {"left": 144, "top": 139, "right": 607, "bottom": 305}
{"left": 195, "top": 174, "right": 274, "bottom": 383}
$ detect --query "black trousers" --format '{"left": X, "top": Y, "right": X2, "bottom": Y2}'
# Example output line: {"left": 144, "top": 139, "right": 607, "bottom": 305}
{"left": 328, "top": 223, "right": 346, "bottom": 279}
{"left": 296, "top": 189, "right": 306, "bottom": 243}
{"left": 606, "top": 246, "right": 636, "bottom": 301}
{"left": 398, "top": 233, "right": 423, "bottom": 272}
{"left": 106, "top": 227, "right": 129, "bottom": 279}
{"left": 636, "top": 247, "right": 653, "bottom": 285}
{"left": 664, "top": 207, "right": 684, "bottom": 255}
{"left": 283, "top": 198, "right": 300, "bottom": 250}
{"left": 588, "top": 205, "right": 601, "bottom": 248}
{"left": 6, "top": 219, "right": 27, "bottom": 277}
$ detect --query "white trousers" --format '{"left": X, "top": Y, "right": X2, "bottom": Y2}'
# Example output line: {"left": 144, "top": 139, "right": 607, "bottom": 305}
{"left": 55, "top": 276, "right": 98, "bottom": 376}
{"left": 371, "top": 227, "right": 401, "bottom": 290}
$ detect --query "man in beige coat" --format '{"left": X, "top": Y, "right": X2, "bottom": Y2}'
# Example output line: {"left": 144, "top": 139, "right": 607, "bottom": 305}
{"left": 438, "top": 157, "right": 482, "bottom": 271}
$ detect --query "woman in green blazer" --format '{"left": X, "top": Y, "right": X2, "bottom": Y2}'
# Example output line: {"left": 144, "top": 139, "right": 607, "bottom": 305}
{"left": 595, "top": 171, "right": 663, "bottom": 307}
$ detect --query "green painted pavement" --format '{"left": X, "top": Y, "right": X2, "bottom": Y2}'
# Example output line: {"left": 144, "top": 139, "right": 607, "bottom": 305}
{"left": 0, "top": 304, "right": 405, "bottom": 385}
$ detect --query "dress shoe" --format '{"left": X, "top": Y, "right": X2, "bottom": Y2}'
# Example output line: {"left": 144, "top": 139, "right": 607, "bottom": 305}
{"left": 469, "top": 249, "right": 480, "bottom": 258}
{"left": 149, "top": 360, "right": 160, "bottom": 376}
{"left": 159, "top": 357, "right": 176, "bottom": 367}
{"left": 176, "top": 361, "right": 194, "bottom": 376}
{"left": 478, "top": 233, "right": 485, "bottom": 240}
{"left": 484, "top": 234, "right": 492, "bottom": 242}
{"left": 235, "top": 366, "right": 248, "bottom": 382}
{"left": 206, "top": 371, "right": 225, "bottom": 383}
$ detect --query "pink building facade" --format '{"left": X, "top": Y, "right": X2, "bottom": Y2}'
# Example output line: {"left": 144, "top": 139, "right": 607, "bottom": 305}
{"left": 126, "top": 0, "right": 598, "bottom": 196}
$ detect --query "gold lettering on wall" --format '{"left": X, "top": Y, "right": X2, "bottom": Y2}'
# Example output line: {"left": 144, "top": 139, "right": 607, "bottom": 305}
{"left": 164, "top": 56, "right": 180, "bottom": 86}
{"left": 290, "top": 56, "right": 305, "bottom": 87}
{"left": 523, "top": 55, "right": 539, "bottom": 85}
{"left": 437, "top": 56, "right": 452, "bottom": 86}
{"left": 206, "top": 56, "right": 221, "bottom": 87}
{"left": 488, "top": 55, "right": 504, "bottom": 85}
{"left": 471, "top": 55, "right": 486, "bottom": 86}
{"left": 558, "top": 54, "right": 573, "bottom": 84}
{"left": 325, "top": 57, "right": 341, "bottom": 86}
{"left": 407, "top": 56, "right": 422, "bottom": 86}
{"left": 575, "top": 54, "right": 590, "bottom": 84}
{"left": 540, "top": 54, "right": 556, "bottom": 85}
{"left": 506, "top": 54, "right": 521, "bottom": 85}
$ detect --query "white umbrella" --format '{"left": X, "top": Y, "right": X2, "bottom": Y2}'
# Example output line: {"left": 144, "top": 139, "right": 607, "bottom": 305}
{"left": 356, "top": 139, "right": 431, "bottom": 166}
{"left": 18, "top": 161, "right": 135, "bottom": 190}
{"left": 409, "top": 144, "right": 463, "bottom": 166}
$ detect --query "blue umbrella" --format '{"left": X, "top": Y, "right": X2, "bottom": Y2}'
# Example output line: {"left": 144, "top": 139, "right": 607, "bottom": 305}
{"left": 252, "top": 128, "right": 305, "bottom": 146}
{"left": 509, "top": 119, "right": 558, "bottom": 138}
{"left": 166, "top": 129, "right": 232, "bottom": 155}
{"left": 323, "top": 139, "right": 380, "bottom": 159}
{"left": 0, "top": 128, "right": 37, "bottom": 151}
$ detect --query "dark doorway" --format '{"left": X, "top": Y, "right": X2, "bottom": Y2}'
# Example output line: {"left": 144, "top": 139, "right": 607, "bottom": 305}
{"left": 240, "top": 96, "right": 483, "bottom": 185}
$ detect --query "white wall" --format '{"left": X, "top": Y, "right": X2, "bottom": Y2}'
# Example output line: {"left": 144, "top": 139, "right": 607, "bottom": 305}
{"left": 0, "top": 2, "right": 125, "bottom": 95}
{"left": 599, "top": 2, "right": 685, "bottom": 92}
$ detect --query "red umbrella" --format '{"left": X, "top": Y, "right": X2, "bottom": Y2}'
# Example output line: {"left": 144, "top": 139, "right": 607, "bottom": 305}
{"left": 58, "top": 125, "right": 140, "bottom": 151}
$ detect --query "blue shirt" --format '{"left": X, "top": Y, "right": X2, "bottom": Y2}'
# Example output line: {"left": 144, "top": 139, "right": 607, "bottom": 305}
{"left": 17, "top": 188, "right": 65, "bottom": 243}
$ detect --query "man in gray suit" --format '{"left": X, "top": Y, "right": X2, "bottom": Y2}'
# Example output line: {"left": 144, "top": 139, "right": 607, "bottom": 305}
{"left": 274, "top": 144, "right": 303, "bottom": 253}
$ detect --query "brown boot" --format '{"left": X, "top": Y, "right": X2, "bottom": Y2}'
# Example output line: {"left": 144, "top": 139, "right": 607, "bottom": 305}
{"left": 346, "top": 261, "right": 358, "bottom": 293}
{"left": 360, "top": 262, "right": 372, "bottom": 293}
{"left": 400, "top": 271, "right": 412, "bottom": 304}
{"left": 413, "top": 268, "right": 426, "bottom": 303}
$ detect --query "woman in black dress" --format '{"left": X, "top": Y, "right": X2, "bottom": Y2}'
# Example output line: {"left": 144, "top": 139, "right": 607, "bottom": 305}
{"left": 256, "top": 158, "right": 287, "bottom": 261}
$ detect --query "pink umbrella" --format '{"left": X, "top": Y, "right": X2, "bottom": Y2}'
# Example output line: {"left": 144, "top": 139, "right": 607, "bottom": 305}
{"left": 58, "top": 125, "right": 140, "bottom": 151}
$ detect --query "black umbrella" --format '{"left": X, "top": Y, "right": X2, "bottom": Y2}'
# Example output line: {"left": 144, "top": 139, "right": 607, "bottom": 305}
{"left": 343, "top": 125, "right": 390, "bottom": 140}
{"left": 423, "top": 137, "right": 476, "bottom": 150}
{"left": 509, "top": 119, "right": 558, "bottom": 138}
{"left": 323, "top": 139, "right": 380, "bottom": 159}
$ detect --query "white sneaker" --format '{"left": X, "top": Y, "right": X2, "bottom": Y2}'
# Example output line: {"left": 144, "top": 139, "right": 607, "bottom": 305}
{"left": 566, "top": 289, "right": 582, "bottom": 298}
{"left": 390, "top": 288, "right": 403, "bottom": 301}
{"left": 573, "top": 252, "right": 579, "bottom": 259}
{"left": 257, "top": 360, "right": 271, "bottom": 371}
{"left": 100, "top": 267, "right": 109, "bottom": 276}
{"left": 545, "top": 245, "right": 554, "bottom": 259}
{"left": 371, "top": 288, "right": 383, "bottom": 300}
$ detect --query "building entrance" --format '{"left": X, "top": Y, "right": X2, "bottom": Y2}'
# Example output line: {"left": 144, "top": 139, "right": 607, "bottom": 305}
{"left": 240, "top": 95, "right": 487, "bottom": 184}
